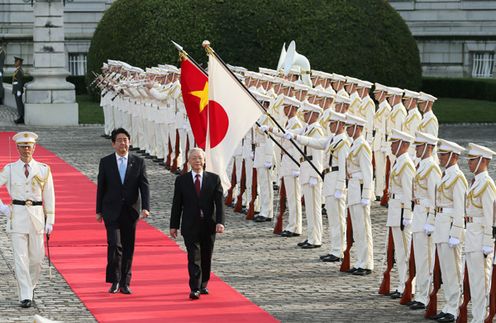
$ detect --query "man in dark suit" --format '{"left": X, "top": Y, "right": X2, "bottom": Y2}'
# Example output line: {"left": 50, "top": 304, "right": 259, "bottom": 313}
{"left": 96, "top": 128, "right": 150, "bottom": 294}
{"left": 170, "top": 147, "right": 225, "bottom": 300}
{"left": 12, "top": 56, "right": 24, "bottom": 124}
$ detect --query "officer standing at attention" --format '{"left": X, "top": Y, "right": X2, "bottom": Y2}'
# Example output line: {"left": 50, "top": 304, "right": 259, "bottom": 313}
{"left": 12, "top": 56, "right": 25, "bottom": 124}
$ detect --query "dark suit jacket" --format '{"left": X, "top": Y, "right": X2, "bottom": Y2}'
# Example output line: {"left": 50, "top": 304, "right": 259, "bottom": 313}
{"left": 12, "top": 67, "right": 24, "bottom": 94}
{"left": 96, "top": 153, "right": 150, "bottom": 222}
{"left": 170, "top": 171, "right": 225, "bottom": 237}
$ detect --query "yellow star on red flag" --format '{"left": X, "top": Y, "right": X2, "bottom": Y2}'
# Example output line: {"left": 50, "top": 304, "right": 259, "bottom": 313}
{"left": 190, "top": 81, "right": 209, "bottom": 113}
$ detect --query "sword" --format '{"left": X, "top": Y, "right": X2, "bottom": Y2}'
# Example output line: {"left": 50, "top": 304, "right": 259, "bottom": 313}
{"left": 45, "top": 232, "right": 52, "bottom": 280}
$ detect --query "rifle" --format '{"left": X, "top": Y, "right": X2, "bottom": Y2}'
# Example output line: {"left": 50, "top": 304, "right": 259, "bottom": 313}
{"left": 170, "top": 130, "right": 180, "bottom": 173}
{"left": 484, "top": 236, "right": 496, "bottom": 323}
{"left": 181, "top": 136, "right": 190, "bottom": 175}
{"left": 234, "top": 160, "right": 246, "bottom": 212}
{"left": 165, "top": 136, "right": 172, "bottom": 170}
{"left": 379, "top": 227, "right": 394, "bottom": 295}
{"left": 246, "top": 168, "right": 258, "bottom": 220}
{"left": 273, "top": 177, "right": 286, "bottom": 235}
{"left": 457, "top": 263, "right": 470, "bottom": 323}
{"left": 380, "top": 156, "right": 391, "bottom": 206}
{"left": 400, "top": 239, "right": 416, "bottom": 304}
{"left": 425, "top": 248, "right": 441, "bottom": 317}
{"left": 225, "top": 159, "right": 236, "bottom": 206}
{"left": 340, "top": 209, "right": 353, "bottom": 272}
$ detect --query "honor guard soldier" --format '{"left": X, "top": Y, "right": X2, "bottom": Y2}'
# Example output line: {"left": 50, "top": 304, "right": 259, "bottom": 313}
{"left": 427, "top": 139, "right": 467, "bottom": 322}
{"left": 266, "top": 96, "right": 304, "bottom": 237}
{"left": 355, "top": 80, "right": 375, "bottom": 145}
{"left": 386, "top": 87, "right": 407, "bottom": 133}
{"left": 0, "top": 132, "right": 55, "bottom": 308}
{"left": 330, "top": 74, "right": 349, "bottom": 98}
{"left": 418, "top": 92, "right": 439, "bottom": 137}
{"left": 409, "top": 132, "right": 442, "bottom": 310}
{"left": 345, "top": 114, "right": 374, "bottom": 275}
{"left": 285, "top": 101, "right": 325, "bottom": 249}
{"left": 12, "top": 56, "right": 25, "bottom": 124}
{"left": 386, "top": 129, "right": 415, "bottom": 298}
{"left": 403, "top": 90, "right": 422, "bottom": 159}
{"left": 464, "top": 143, "right": 496, "bottom": 323}
{"left": 372, "top": 83, "right": 392, "bottom": 200}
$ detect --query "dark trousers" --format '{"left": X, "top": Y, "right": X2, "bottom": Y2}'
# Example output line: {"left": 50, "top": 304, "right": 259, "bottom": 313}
{"left": 184, "top": 229, "right": 216, "bottom": 292}
{"left": 104, "top": 206, "right": 138, "bottom": 285}
{"left": 15, "top": 93, "right": 24, "bottom": 118}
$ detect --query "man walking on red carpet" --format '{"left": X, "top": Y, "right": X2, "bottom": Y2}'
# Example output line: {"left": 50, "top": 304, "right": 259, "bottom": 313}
{"left": 0, "top": 131, "right": 55, "bottom": 308}
{"left": 96, "top": 128, "right": 150, "bottom": 294}
{"left": 170, "top": 147, "right": 225, "bottom": 300}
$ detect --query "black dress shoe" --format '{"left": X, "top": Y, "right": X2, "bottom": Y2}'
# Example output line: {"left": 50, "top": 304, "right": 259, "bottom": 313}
{"left": 320, "top": 253, "right": 331, "bottom": 259}
{"left": 409, "top": 301, "right": 425, "bottom": 310}
{"left": 20, "top": 299, "right": 32, "bottom": 308}
{"left": 437, "top": 313, "right": 454, "bottom": 322}
{"left": 353, "top": 268, "right": 372, "bottom": 276}
{"left": 300, "top": 242, "right": 321, "bottom": 249}
{"left": 109, "top": 282, "right": 120, "bottom": 293}
{"left": 200, "top": 287, "right": 209, "bottom": 295}
{"left": 120, "top": 285, "right": 132, "bottom": 294}
{"left": 389, "top": 290, "right": 402, "bottom": 299}
{"left": 14, "top": 117, "right": 24, "bottom": 124}
{"left": 189, "top": 290, "right": 200, "bottom": 300}
{"left": 346, "top": 267, "right": 358, "bottom": 274}
{"left": 254, "top": 216, "right": 272, "bottom": 222}
{"left": 429, "top": 312, "right": 446, "bottom": 320}
{"left": 321, "top": 254, "right": 341, "bottom": 262}
{"left": 297, "top": 240, "right": 309, "bottom": 247}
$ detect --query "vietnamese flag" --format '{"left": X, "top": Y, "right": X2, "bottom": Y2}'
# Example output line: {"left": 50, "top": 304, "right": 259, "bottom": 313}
{"left": 180, "top": 58, "right": 209, "bottom": 149}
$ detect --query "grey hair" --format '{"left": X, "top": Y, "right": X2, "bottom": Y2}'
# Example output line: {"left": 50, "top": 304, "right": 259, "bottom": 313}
{"left": 188, "top": 147, "right": 206, "bottom": 160}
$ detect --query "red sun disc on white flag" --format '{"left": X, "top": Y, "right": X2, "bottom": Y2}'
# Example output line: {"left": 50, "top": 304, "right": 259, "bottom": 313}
{"left": 208, "top": 100, "right": 229, "bottom": 148}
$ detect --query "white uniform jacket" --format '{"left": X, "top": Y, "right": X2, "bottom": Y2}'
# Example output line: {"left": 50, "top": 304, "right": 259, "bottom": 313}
{"left": 346, "top": 136, "right": 373, "bottom": 205}
{"left": 386, "top": 153, "right": 415, "bottom": 227}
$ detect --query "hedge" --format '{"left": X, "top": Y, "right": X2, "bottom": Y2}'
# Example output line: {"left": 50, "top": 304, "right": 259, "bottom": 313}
{"left": 87, "top": 0, "right": 422, "bottom": 93}
{"left": 421, "top": 77, "right": 496, "bottom": 102}
{"left": 2, "top": 75, "right": 87, "bottom": 95}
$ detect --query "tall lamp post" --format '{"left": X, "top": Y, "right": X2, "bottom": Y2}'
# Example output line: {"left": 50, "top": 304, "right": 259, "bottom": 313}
{"left": 23, "top": 0, "right": 78, "bottom": 126}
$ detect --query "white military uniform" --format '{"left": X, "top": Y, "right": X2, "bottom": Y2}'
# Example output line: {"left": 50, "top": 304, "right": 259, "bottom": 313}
{"left": 429, "top": 139, "right": 467, "bottom": 318}
{"left": 464, "top": 144, "right": 496, "bottom": 323}
{"left": 411, "top": 132, "right": 442, "bottom": 306}
{"left": 346, "top": 115, "right": 374, "bottom": 271}
{"left": 372, "top": 95, "right": 391, "bottom": 198}
{"left": 386, "top": 129, "right": 415, "bottom": 294}
{"left": 0, "top": 132, "right": 55, "bottom": 302}
{"left": 403, "top": 101, "right": 422, "bottom": 159}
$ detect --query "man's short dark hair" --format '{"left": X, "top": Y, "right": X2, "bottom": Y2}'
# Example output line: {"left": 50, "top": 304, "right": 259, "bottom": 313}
{"left": 111, "top": 128, "right": 130, "bottom": 143}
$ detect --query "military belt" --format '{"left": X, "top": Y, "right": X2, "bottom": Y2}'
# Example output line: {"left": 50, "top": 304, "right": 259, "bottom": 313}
{"left": 12, "top": 200, "right": 42, "bottom": 206}
{"left": 322, "top": 166, "right": 339, "bottom": 175}
{"left": 300, "top": 156, "right": 313, "bottom": 163}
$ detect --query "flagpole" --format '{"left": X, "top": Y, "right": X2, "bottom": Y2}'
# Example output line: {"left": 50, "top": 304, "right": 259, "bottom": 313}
{"left": 202, "top": 40, "right": 323, "bottom": 180}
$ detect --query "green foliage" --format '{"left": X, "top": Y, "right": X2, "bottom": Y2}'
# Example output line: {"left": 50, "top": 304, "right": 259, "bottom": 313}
{"left": 67, "top": 76, "right": 88, "bottom": 95}
{"left": 422, "top": 77, "right": 496, "bottom": 102}
{"left": 87, "top": 0, "right": 421, "bottom": 91}
{"left": 77, "top": 94, "right": 103, "bottom": 124}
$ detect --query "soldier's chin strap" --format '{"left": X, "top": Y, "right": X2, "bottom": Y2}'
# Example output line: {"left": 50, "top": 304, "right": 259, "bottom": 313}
{"left": 420, "top": 144, "right": 428, "bottom": 160}
{"left": 445, "top": 152, "right": 453, "bottom": 168}
{"left": 474, "top": 156, "right": 483, "bottom": 174}
{"left": 393, "top": 140, "right": 402, "bottom": 157}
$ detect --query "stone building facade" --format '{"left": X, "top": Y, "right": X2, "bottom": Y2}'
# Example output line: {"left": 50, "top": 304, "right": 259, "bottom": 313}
{"left": 390, "top": 0, "right": 496, "bottom": 78}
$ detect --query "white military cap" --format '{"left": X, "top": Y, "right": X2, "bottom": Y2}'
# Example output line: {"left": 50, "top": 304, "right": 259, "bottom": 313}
{"left": 271, "top": 77, "right": 285, "bottom": 84}
{"left": 418, "top": 91, "right": 438, "bottom": 102}
{"left": 438, "top": 139, "right": 465, "bottom": 155}
{"left": 301, "top": 100, "right": 323, "bottom": 115}
{"left": 259, "top": 67, "right": 278, "bottom": 76}
{"left": 374, "top": 82, "right": 388, "bottom": 93}
{"left": 345, "top": 114, "right": 367, "bottom": 126}
{"left": 102, "top": 62, "right": 108, "bottom": 69}
{"left": 292, "top": 83, "right": 311, "bottom": 91}
{"left": 245, "top": 71, "right": 264, "bottom": 79}
{"left": 107, "top": 59, "right": 121, "bottom": 66}
{"left": 283, "top": 95, "right": 301, "bottom": 107}
{"left": 403, "top": 89, "right": 420, "bottom": 99}
{"left": 261, "top": 74, "right": 276, "bottom": 82}
{"left": 325, "top": 85, "right": 337, "bottom": 95}
{"left": 288, "top": 66, "right": 301, "bottom": 75}
{"left": 307, "top": 85, "right": 325, "bottom": 96}
{"left": 330, "top": 73, "right": 347, "bottom": 82}
{"left": 345, "top": 76, "right": 359, "bottom": 84}
{"left": 334, "top": 94, "right": 351, "bottom": 104}
{"left": 329, "top": 111, "right": 347, "bottom": 122}
{"left": 386, "top": 87, "right": 404, "bottom": 96}
{"left": 317, "top": 89, "right": 335, "bottom": 99}
{"left": 13, "top": 131, "right": 38, "bottom": 146}
{"left": 466, "top": 143, "right": 496, "bottom": 159}
{"left": 227, "top": 64, "right": 248, "bottom": 74}
{"left": 311, "top": 70, "right": 333, "bottom": 79}
{"left": 356, "top": 79, "right": 373, "bottom": 88}
{"left": 389, "top": 128, "right": 414, "bottom": 143}
{"left": 251, "top": 90, "right": 272, "bottom": 103}
{"left": 414, "top": 131, "right": 438, "bottom": 146}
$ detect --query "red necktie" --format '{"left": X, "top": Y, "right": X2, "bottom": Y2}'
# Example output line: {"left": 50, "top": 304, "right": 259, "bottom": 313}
{"left": 195, "top": 174, "right": 201, "bottom": 196}
{"left": 24, "top": 164, "right": 29, "bottom": 178}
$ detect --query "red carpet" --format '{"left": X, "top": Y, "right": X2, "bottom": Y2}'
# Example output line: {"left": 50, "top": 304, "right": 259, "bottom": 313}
{"left": 0, "top": 132, "right": 278, "bottom": 323}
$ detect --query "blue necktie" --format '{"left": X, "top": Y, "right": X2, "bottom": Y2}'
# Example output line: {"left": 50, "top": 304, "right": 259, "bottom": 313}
{"left": 118, "top": 157, "right": 126, "bottom": 184}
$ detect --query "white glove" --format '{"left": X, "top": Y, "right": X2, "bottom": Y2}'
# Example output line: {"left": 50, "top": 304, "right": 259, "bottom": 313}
{"left": 16, "top": 91, "right": 21, "bottom": 97}
{"left": 45, "top": 223, "right": 53, "bottom": 235}
{"left": 360, "top": 198, "right": 370, "bottom": 206}
{"left": 0, "top": 204, "right": 10, "bottom": 216}
{"left": 402, "top": 218, "right": 412, "bottom": 227}
{"left": 424, "top": 223, "right": 435, "bottom": 235}
{"left": 259, "top": 125, "right": 269, "bottom": 132}
{"left": 263, "top": 161, "right": 272, "bottom": 169}
{"left": 308, "top": 177, "right": 318, "bottom": 187}
{"left": 291, "top": 170, "right": 300, "bottom": 177}
{"left": 482, "top": 245, "right": 493, "bottom": 256}
{"left": 448, "top": 237, "right": 460, "bottom": 248}
{"left": 334, "top": 190, "right": 344, "bottom": 199}
{"left": 283, "top": 132, "right": 293, "bottom": 140}
{"left": 380, "top": 146, "right": 388, "bottom": 153}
